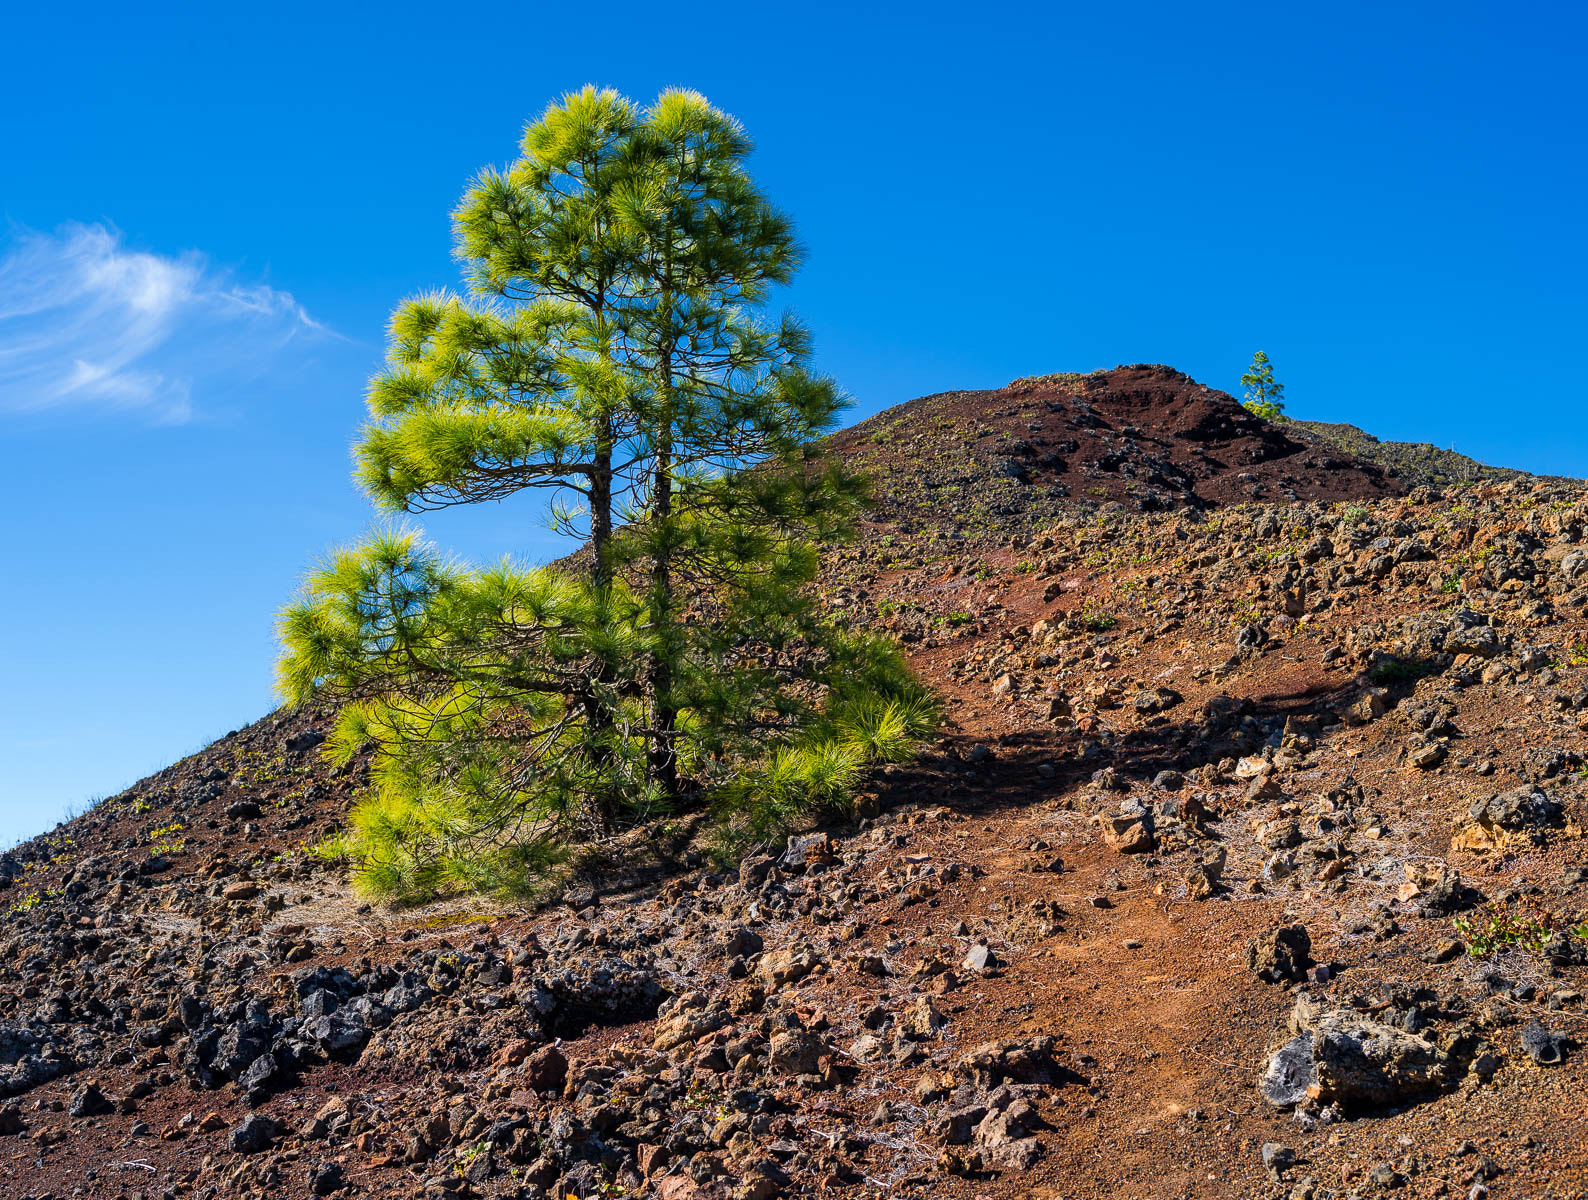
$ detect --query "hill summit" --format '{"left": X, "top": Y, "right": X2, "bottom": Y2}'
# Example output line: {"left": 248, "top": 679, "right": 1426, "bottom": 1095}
{"left": 831, "top": 365, "right": 1402, "bottom": 535}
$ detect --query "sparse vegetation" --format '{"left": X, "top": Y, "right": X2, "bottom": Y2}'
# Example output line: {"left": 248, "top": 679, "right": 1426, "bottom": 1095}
{"left": 1453, "top": 900, "right": 1560, "bottom": 959}
{"left": 1080, "top": 604, "right": 1118, "bottom": 632}
{"left": 11, "top": 358, "right": 1588, "bottom": 1197}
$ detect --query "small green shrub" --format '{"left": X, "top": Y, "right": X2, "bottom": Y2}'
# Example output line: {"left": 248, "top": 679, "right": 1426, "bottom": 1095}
{"left": 308, "top": 831, "right": 357, "bottom": 865}
{"left": 1452, "top": 900, "right": 1568, "bottom": 958}
{"left": 1080, "top": 605, "right": 1118, "bottom": 632}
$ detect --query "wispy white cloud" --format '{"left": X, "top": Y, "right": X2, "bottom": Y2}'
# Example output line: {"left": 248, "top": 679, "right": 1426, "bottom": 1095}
{"left": 0, "top": 222, "right": 330, "bottom": 423}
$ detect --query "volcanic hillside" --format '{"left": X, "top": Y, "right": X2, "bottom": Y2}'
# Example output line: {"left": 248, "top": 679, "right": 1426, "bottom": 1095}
{"left": 828, "top": 364, "right": 1403, "bottom": 531}
{"left": 4, "top": 368, "right": 1588, "bottom": 1200}
{"left": 1291, "top": 419, "right": 1543, "bottom": 490}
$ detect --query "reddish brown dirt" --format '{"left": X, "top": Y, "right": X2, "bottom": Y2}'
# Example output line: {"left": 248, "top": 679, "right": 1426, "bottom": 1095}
{"left": 4, "top": 379, "right": 1586, "bottom": 1200}
{"left": 829, "top": 365, "right": 1404, "bottom": 523}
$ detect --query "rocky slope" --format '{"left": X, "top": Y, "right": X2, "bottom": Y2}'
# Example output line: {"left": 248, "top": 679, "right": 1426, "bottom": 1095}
{"left": 828, "top": 364, "right": 1404, "bottom": 528}
{"left": 3, "top": 367, "right": 1587, "bottom": 1200}
{"left": 1290, "top": 421, "right": 1538, "bottom": 490}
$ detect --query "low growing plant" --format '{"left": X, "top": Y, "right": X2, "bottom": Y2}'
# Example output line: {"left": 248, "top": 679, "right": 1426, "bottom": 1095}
{"left": 1452, "top": 899, "right": 1566, "bottom": 959}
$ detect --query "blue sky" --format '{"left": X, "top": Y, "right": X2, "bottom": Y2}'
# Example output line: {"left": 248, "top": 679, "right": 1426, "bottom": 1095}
{"left": 2, "top": 1, "right": 1584, "bottom": 846}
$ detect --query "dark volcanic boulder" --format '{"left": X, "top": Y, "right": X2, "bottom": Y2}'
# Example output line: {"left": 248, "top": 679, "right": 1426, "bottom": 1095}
{"left": 528, "top": 956, "right": 666, "bottom": 1038}
{"left": 0, "top": 1023, "right": 69, "bottom": 1098}
{"left": 229, "top": 1112, "right": 283, "bottom": 1154}
{"left": 67, "top": 1081, "right": 113, "bottom": 1117}
{"left": 1260, "top": 1000, "right": 1454, "bottom": 1111}
{"left": 1247, "top": 924, "right": 1312, "bottom": 984}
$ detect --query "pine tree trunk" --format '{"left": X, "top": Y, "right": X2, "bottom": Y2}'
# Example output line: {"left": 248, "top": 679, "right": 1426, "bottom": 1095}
{"left": 647, "top": 213, "right": 681, "bottom": 800}
{"left": 590, "top": 436, "right": 612, "bottom": 589}
{"left": 586, "top": 433, "right": 619, "bottom": 827}
{"left": 648, "top": 415, "right": 679, "bottom": 799}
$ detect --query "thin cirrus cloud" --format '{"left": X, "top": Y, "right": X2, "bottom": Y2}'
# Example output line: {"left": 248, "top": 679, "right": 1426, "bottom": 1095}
{"left": 0, "top": 222, "right": 332, "bottom": 424}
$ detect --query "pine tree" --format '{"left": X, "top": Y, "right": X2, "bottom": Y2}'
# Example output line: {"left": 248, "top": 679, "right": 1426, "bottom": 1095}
{"left": 277, "top": 88, "right": 933, "bottom": 901}
{"left": 1240, "top": 350, "right": 1286, "bottom": 420}
{"left": 610, "top": 90, "right": 864, "bottom": 798}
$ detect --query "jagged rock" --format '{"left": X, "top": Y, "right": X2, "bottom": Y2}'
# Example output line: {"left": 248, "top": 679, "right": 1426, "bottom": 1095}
{"left": 1259, "top": 1035, "right": 1316, "bottom": 1108}
{"left": 529, "top": 955, "right": 666, "bottom": 1036}
{"left": 1524, "top": 746, "right": 1583, "bottom": 782}
{"left": 1560, "top": 547, "right": 1588, "bottom": 583}
{"left": 738, "top": 856, "right": 776, "bottom": 888}
{"left": 1262, "top": 1142, "right": 1297, "bottom": 1179}
{"left": 524, "top": 1043, "right": 568, "bottom": 1093}
{"left": 961, "top": 944, "right": 998, "bottom": 972}
{"left": 1260, "top": 999, "right": 1454, "bottom": 1110}
{"left": 67, "top": 1081, "right": 113, "bottom": 1117}
{"left": 954, "top": 1036, "right": 1064, "bottom": 1087}
{"left": 0, "top": 1024, "right": 69, "bottom": 1097}
{"left": 1184, "top": 862, "right": 1219, "bottom": 900}
{"left": 1233, "top": 756, "right": 1271, "bottom": 779}
{"left": 1406, "top": 741, "right": 1447, "bottom": 769}
{"left": 1247, "top": 925, "right": 1311, "bottom": 984}
{"left": 302, "top": 1096, "right": 348, "bottom": 1140}
{"left": 239, "top": 1050, "right": 281, "bottom": 1098}
{"left": 1235, "top": 624, "right": 1268, "bottom": 651}
{"left": 306, "top": 1010, "right": 369, "bottom": 1056}
{"left": 1519, "top": 1022, "right": 1571, "bottom": 1066}
{"left": 307, "top": 1161, "right": 346, "bottom": 1195}
{"left": 1453, "top": 787, "right": 1564, "bottom": 852}
{"left": 757, "top": 947, "right": 820, "bottom": 989}
{"left": 780, "top": 832, "right": 838, "bottom": 871}
{"left": 229, "top": 1112, "right": 283, "bottom": 1154}
{"left": 1342, "top": 688, "right": 1389, "bottom": 725}
{"left": 1256, "top": 817, "right": 1302, "bottom": 850}
{"left": 767, "top": 1029, "right": 831, "bottom": 1076}
{"left": 1100, "top": 814, "right": 1155, "bottom": 853}
{"left": 1542, "top": 931, "right": 1588, "bottom": 967}
{"left": 653, "top": 994, "right": 731, "bottom": 1052}
{"left": 1368, "top": 1162, "right": 1404, "bottom": 1188}
{"left": 222, "top": 880, "right": 263, "bottom": 901}
{"left": 900, "top": 997, "right": 947, "bottom": 1040}
{"left": 1443, "top": 623, "right": 1501, "bottom": 658}
{"left": 723, "top": 926, "right": 763, "bottom": 957}
{"left": 1398, "top": 865, "right": 1476, "bottom": 917}
{"left": 972, "top": 1097, "right": 1044, "bottom": 1170}
{"left": 1133, "top": 686, "right": 1183, "bottom": 713}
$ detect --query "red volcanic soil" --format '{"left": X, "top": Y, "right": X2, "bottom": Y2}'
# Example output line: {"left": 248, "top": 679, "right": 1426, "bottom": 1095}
{"left": 830, "top": 364, "right": 1403, "bottom": 523}
{"left": 7, "top": 369, "right": 1588, "bottom": 1200}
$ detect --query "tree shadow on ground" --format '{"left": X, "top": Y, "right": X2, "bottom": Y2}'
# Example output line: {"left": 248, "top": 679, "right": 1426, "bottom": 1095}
{"left": 555, "top": 674, "right": 1366, "bottom": 907}
{"left": 871, "top": 675, "right": 1366, "bottom": 821}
